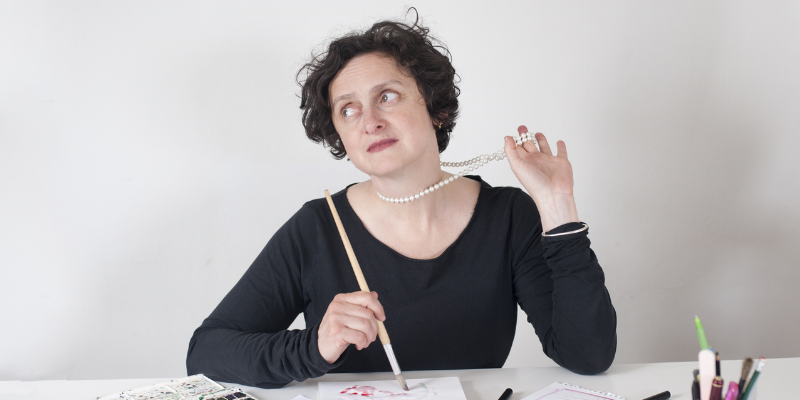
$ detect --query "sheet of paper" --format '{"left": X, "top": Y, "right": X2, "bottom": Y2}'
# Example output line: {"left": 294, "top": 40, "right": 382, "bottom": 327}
{"left": 318, "top": 377, "right": 466, "bottom": 400}
{"left": 124, "top": 384, "right": 182, "bottom": 400}
{"left": 521, "top": 382, "right": 628, "bottom": 400}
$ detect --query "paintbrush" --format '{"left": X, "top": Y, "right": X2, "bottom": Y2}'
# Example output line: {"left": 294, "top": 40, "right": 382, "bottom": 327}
{"left": 324, "top": 190, "right": 409, "bottom": 391}
{"left": 736, "top": 358, "right": 752, "bottom": 400}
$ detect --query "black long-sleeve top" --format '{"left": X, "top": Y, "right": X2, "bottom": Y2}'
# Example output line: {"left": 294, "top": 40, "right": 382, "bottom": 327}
{"left": 186, "top": 176, "right": 616, "bottom": 388}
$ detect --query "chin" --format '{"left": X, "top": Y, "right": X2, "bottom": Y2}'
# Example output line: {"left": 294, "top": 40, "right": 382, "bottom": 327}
{"left": 362, "top": 163, "right": 404, "bottom": 178}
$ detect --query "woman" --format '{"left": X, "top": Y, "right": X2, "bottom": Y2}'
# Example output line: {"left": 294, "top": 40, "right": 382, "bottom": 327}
{"left": 186, "top": 17, "right": 616, "bottom": 388}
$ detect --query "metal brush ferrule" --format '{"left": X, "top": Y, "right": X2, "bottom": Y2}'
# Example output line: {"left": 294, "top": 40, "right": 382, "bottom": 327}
{"left": 383, "top": 344, "right": 402, "bottom": 375}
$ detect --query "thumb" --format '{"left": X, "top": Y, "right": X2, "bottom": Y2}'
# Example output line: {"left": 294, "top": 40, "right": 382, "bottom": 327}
{"left": 504, "top": 136, "right": 521, "bottom": 165}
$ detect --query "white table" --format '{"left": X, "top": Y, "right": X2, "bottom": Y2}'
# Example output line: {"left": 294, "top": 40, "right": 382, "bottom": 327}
{"left": 1, "top": 358, "right": 794, "bottom": 400}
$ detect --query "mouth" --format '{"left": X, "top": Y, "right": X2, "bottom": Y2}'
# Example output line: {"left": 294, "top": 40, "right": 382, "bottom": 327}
{"left": 367, "top": 138, "right": 398, "bottom": 153}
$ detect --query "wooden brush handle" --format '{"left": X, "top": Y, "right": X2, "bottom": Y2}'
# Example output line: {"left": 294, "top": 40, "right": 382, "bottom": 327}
{"left": 324, "top": 190, "right": 392, "bottom": 345}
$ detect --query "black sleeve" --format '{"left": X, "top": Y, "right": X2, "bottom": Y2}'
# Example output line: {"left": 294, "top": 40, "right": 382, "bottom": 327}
{"left": 185, "top": 202, "right": 345, "bottom": 388}
{"left": 509, "top": 192, "right": 617, "bottom": 374}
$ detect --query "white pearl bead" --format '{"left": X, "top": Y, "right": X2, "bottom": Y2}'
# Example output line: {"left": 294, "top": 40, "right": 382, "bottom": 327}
{"left": 424, "top": 189, "right": 429, "bottom": 194}
{"left": 414, "top": 194, "right": 419, "bottom": 199}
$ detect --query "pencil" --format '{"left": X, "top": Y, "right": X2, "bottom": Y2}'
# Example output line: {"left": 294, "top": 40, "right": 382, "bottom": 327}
{"left": 324, "top": 190, "right": 409, "bottom": 391}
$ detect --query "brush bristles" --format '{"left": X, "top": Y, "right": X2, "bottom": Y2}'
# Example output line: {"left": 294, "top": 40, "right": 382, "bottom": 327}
{"left": 396, "top": 373, "right": 409, "bottom": 391}
{"left": 740, "top": 358, "right": 753, "bottom": 380}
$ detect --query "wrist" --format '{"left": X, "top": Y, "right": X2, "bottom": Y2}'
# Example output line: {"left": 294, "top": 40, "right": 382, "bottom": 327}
{"left": 534, "top": 193, "right": 579, "bottom": 232}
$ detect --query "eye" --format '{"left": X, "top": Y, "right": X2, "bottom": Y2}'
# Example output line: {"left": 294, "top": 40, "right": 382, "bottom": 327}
{"left": 341, "top": 106, "right": 356, "bottom": 118}
{"left": 380, "top": 92, "right": 398, "bottom": 103}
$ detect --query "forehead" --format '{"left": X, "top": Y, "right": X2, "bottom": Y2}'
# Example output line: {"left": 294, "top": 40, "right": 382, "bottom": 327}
{"left": 329, "top": 52, "right": 415, "bottom": 99}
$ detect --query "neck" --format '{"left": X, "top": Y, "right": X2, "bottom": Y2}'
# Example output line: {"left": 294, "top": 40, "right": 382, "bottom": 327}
{"left": 368, "top": 156, "right": 451, "bottom": 223}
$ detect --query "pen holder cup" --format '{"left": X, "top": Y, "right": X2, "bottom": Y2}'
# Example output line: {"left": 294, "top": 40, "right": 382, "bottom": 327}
{"left": 726, "top": 381, "right": 758, "bottom": 400}
{"left": 699, "top": 379, "right": 757, "bottom": 400}
{"left": 742, "top": 382, "right": 757, "bottom": 400}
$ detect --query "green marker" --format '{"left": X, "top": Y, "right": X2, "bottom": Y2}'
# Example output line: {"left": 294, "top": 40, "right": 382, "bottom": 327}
{"left": 695, "top": 316, "right": 709, "bottom": 350}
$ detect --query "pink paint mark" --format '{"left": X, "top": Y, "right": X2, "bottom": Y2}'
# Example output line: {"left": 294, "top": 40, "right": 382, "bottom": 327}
{"left": 340, "top": 385, "right": 405, "bottom": 398}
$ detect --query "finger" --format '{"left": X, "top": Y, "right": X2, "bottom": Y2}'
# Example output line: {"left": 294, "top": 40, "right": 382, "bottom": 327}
{"left": 535, "top": 132, "right": 553, "bottom": 156}
{"left": 504, "top": 136, "right": 523, "bottom": 166}
{"left": 338, "top": 326, "right": 371, "bottom": 350}
{"left": 338, "top": 313, "right": 379, "bottom": 342}
{"left": 556, "top": 140, "right": 568, "bottom": 159}
{"left": 369, "top": 291, "right": 386, "bottom": 321}
{"left": 340, "top": 291, "right": 386, "bottom": 321}
{"left": 515, "top": 125, "right": 536, "bottom": 153}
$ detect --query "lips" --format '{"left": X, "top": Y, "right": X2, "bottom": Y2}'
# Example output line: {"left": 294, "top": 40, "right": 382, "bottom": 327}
{"left": 367, "top": 138, "right": 398, "bottom": 153}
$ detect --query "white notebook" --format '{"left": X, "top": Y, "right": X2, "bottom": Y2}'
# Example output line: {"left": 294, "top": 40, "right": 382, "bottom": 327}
{"left": 521, "top": 382, "right": 628, "bottom": 400}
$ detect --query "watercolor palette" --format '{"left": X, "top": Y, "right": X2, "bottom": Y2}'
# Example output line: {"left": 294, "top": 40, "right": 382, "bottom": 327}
{"left": 95, "top": 374, "right": 256, "bottom": 400}
{"left": 193, "top": 387, "right": 257, "bottom": 400}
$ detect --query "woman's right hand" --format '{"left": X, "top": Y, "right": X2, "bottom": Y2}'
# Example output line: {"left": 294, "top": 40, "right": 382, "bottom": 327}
{"left": 317, "top": 291, "right": 386, "bottom": 364}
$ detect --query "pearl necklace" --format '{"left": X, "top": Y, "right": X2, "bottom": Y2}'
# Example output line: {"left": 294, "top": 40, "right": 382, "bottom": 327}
{"left": 376, "top": 132, "right": 536, "bottom": 203}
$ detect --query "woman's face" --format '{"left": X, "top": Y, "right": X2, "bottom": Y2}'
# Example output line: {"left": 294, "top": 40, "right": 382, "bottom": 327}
{"left": 329, "top": 52, "right": 439, "bottom": 177}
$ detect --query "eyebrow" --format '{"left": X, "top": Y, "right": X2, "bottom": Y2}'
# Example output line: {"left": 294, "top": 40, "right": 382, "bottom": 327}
{"left": 331, "top": 80, "right": 404, "bottom": 108}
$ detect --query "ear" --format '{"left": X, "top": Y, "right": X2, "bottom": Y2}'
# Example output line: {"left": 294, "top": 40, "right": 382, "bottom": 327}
{"left": 433, "top": 112, "right": 448, "bottom": 129}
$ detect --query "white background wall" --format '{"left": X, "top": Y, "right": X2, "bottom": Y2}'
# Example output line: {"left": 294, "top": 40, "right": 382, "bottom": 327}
{"left": 1, "top": 0, "right": 799, "bottom": 381}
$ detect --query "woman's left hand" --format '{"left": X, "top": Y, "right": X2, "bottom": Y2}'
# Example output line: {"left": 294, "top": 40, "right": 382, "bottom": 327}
{"left": 504, "top": 125, "right": 580, "bottom": 232}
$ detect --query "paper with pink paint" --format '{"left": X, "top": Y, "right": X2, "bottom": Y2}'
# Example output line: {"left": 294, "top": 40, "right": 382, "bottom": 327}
{"left": 318, "top": 377, "right": 466, "bottom": 400}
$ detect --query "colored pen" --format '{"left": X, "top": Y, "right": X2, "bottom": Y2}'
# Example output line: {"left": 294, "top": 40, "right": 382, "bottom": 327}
{"left": 692, "top": 369, "right": 700, "bottom": 400}
{"left": 641, "top": 390, "right": 670, "bottom": 400}
{"left": 498, "top": 388, "right": 513, "bottom": 400}
{"left": 709, "top": 377, "right": 723, "bottom": 400}
{"left": 695, "top": 316, "right": 710, "bottom": 350}
{"left": 715, "top": 352, "right": 721, "bottom": 377}
{"left": 724, "top": 382, "right": 739, "bottom": 400}
{"left": 740, "top": 357, "right": 765, "bottom": 400}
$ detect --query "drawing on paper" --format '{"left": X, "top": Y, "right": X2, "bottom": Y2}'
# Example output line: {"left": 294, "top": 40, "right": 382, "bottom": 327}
{"left": 337, "top": 383, "right": 431, "bottom": 400}
{"left": 320, "top": 377, "right": 465, "bottom": 400}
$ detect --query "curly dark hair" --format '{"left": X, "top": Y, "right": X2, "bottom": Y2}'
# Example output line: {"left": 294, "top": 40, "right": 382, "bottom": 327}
{"left": 297, "top": 12, "right": 460, "bottom": 159}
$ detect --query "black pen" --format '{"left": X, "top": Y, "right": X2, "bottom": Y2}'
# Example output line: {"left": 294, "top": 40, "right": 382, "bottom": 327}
{"left": 641, "top": 391, "right": 670, "bottom": 400}
{"left": 498, "top": 388, "right": 513, "bottom": 400}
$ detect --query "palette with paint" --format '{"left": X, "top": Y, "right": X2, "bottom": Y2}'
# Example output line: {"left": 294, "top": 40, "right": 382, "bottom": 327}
{"left": 95, "top": 374, "right": 256, "bottom": 400}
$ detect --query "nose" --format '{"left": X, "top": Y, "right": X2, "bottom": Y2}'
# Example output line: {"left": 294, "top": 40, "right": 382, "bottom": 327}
{"left": 362, "top": 105, "right": 385, "bottom": 134}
